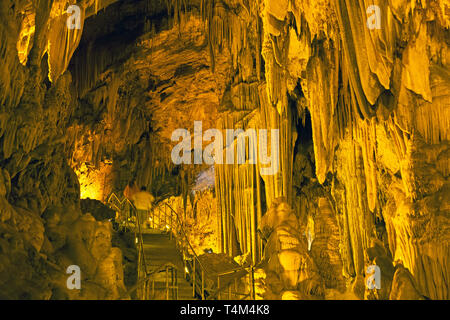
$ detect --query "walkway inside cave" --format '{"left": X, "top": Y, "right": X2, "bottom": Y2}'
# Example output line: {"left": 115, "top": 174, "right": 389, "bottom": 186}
{"left": 141, "top": 232, "right": 196, "bottom": 300}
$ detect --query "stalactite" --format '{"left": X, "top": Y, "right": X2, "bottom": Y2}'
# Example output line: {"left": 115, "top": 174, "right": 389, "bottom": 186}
{"left": 261, "top": 32, "right": 288, "bottom": 114}
{"left": 334, "top": 136, "right": 376, "bottom": 276}
{"left": 354, "top": 118, "right": 378, "bottom": 212}
{"left": 214, "top": 79, "right": 296, "bottom": 263}
{"left": 47, "top": 2, "right": 85, "bottom": 83}
{"left": 303, "top": 44, "right": 339, "bottom": 184}
{"left": 1, "top": 0, "right": 448, "bottom": 301}
{"left": 0, "top": 21, "right": 26, "bottom": 110}
{"left": 334, "top": 0, "right": 377, "bottom": 120}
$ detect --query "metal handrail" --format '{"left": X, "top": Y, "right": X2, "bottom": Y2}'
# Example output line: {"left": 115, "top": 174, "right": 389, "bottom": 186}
{"left": 127, "top": 261, "right": 179, "bottom": 299}
{"left": 107, "top": 192, "right": 150, "bottom": 299}
{"left": 107, "top": 192, "right": 255, "bottom": 300}
{"left": 206, "top": 265, "right": 253, "bottom": 300}
{"left": 128, "top": 261, "right": 179, "bottom": 292}
{"left": 107, "top": 192, "right": 134, "bottom": 210}
{"left": 151, "top": 202, "right": 209, "bottom": 299}
{"left": 153, "top": 202, "right": 255, "bottom": 300}
{"left": 107, "top": 192, "right": 135, "bottom": 231}
{"left": 160, "top": 203, "right": 205, "bottom": 267}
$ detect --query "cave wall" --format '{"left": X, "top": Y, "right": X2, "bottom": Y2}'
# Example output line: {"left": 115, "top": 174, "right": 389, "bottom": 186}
{"left": 204, "top": 0, "right": 449, "bottom": 299}
{"left": 0, "top": 0, "right": 222, "bottom": 299}
{"left": 0, "top": 0, "right": 137, "bottom": 299}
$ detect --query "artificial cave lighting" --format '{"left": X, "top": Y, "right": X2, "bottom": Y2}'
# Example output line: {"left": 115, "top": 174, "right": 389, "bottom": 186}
{"left": 0, "top": 0, "right": 448, "bottom": 306}
{"left": 75, "top": 162, "right": 113, "bottom": 201}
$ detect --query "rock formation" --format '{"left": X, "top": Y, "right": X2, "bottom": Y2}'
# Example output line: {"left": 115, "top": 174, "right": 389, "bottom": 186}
{"left": 0, "top": 0, "right": 448, "bottom": 299}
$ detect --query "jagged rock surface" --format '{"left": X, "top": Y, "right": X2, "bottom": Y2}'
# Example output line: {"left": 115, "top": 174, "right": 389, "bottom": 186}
{"left": 0, "top": 0, "right": 448, "bottom": 300}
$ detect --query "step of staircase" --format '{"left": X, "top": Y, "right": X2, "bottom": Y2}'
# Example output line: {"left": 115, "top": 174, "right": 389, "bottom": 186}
{"left": 140, "top": 231, "right": 198, "bottom": 300}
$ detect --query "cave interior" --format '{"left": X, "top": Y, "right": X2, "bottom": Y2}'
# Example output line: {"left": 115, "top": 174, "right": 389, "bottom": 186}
{"left": 0, "top": 0, "right": 449, "bottom": 300}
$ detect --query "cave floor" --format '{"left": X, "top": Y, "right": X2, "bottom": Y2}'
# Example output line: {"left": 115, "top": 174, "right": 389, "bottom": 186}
{"left": 141, "top": 233, "right": 195, "bottom": 300}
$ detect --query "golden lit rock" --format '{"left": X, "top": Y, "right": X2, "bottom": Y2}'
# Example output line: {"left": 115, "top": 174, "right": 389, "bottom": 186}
{"left": 0, "top": 0, "right": 448, "bottom": 301}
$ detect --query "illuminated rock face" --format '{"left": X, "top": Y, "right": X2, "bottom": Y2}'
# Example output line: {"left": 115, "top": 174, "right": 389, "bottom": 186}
{"left": 0, "top": 0, "right": 133, "bottom": 299}
{"left": 0, "top": 0, "right": 448, "bottom": 300}
{"left": 256, "top": 198, "right": 325, "bottom": 299}
{"left": 205, "top": 0, "right": 449, "bottom": 300}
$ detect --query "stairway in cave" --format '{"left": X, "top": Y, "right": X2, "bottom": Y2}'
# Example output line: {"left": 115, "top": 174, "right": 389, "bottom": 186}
{"left": 141, "top": 232, "right": 196, "bottom": 300}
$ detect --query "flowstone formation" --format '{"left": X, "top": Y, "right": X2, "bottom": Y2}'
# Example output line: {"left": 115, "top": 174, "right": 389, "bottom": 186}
{"left": 256, "top": 198, "right": 325, "bottom": 300}
{"left": 0, "top": 0, "right": 142, "bottom": 299}
{"left": 203, "top": 0, "right": 449, "bottom": 300}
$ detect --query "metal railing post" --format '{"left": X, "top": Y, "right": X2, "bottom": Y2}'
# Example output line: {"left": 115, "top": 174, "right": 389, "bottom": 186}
{"left": 193, "top": 258, "right": 196, "bottom": 298}
{"left": 251, "top": 266, "right": 255, "bottom": 300}
{"left": 217, "top": 276, "right": 220, "bottom": 300}
{"left": 175, "top": 268, "right": 179, "bottom": 300}
{"left": 152, "top": 279, "right": 155, "bottom": 298}
{"left": 201, "top": 269, "right": 205, "bottom": 300}
{"left": 158, "top": 207, "right": 161, "bottom": 229}
{"left": 151, "top": 208, "right": 154, "bottom": 229}
{"left": 164, "top": 205, "right": 167, "bottom": 228}
{"left": 169, "top": 211, "right": 173, "bottom": 240}
{"left": 166, "top": 266, "right": 169, "bottom": 300}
